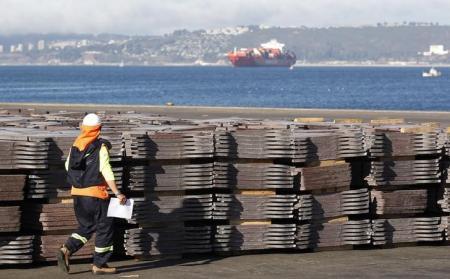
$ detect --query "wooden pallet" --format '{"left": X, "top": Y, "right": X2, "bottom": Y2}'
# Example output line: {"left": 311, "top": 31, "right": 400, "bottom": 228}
{"left": 233, "top": 190, "right": 276, "bottom": 196}
{"left": 229, "top": 219, "right": 272, "bottom": 226}
{"left": 333, "top": 118, "right": 363, "bottom": 124}
{"left": 293, "top": 117, "right": 325, "bottom": 123}
{"left": 370, "top": 118, "right": 405, "bottom": 125}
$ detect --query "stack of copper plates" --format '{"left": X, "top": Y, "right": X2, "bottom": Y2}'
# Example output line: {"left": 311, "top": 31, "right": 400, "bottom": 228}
{"left": 367, "top": 159, "right": 440, "bottom": 186}
{"left": 370, "top": 189, "right": 437, "bottom": 215}
{"left": 0, "top": 175, "right": 26, "bottom": 201}
{"left": 297, "top": 163, "right": 352, "bottom": 191}
{"left": 124, "top": 226, "right": 212, "bottom": 256}
{"left": 22, "top": 203, "right": 77, "bottom": 231}
{"left": 368, "top": 129, "right": 442, "bottom": 157}
{"left": 214, "top": 129, "right": 294, "bottom": 159}
{"left": 336, "top": 127, "right": 367, "bottom": 158}
{"left": 213, "top": 194, "right": 298, "bottom": 220}
{"left": 130, "top": 194, "right": 214, "bottom": 225}
{"left": 296, "top": 220, "right": 371, "bottom": 249}
{"left": 127, "top": 163, "right": 213, "bottom": 192}
{"left": 213, "top": 162, "right": 294, "bottom": 189}
{"left": 26, "top": 168, "right": 70, "bottom": 199}
{"left": 371, "top": 217, "right": 445, "bottom": 245}
{"left": 124, "top": 131, "right": 214, "bottom": 159}
{"left": 35, "top": 235, "right": 94, "bottom": 261}
{"left": 291, "top": 131, "right": 340, "bottom": 163}
{"left": 307, "top": 189, "right": 370, "bottom": 220}
{"left": 214, "top": 224, "right": 296, "bottom": 251}
{"left": 0, "top": 236, "right": 35, "bottom": 264}
{"left": 0, "top": 140, "right": 16, "bottom": 169}
{"left": 0, "top": 206, "right": 21, "bottom": 232}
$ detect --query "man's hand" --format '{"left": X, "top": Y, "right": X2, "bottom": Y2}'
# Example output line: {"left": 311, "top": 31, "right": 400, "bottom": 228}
{"left": 117, "top": 194, "right": 127, "bottom": 205}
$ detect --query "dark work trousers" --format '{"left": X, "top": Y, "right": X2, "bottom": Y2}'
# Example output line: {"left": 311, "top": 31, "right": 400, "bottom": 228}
{"left": 64, "top": 196, "right": 114, "bottom": 267}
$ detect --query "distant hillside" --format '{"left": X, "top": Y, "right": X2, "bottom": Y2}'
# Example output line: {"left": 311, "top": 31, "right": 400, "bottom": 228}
{"left": 0, "top": 25, "right": 449, "bottom": 65}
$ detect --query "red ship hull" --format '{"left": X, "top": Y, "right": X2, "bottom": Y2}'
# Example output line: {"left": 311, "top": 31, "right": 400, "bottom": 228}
{"left": 227, "top": 46, "right": 296, "bottom": 67}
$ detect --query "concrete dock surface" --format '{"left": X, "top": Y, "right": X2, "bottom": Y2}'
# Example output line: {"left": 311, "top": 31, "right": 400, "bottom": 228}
{"left": 2, "top": 246, "right": 450, "bottom": 278}
{"left": 1, "top": 102, "right": 450, "bottom": 125}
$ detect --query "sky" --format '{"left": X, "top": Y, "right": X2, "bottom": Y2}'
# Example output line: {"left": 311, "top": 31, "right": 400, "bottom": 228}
{"left": 1, "top": 0, "right": 450, "bottom": 35}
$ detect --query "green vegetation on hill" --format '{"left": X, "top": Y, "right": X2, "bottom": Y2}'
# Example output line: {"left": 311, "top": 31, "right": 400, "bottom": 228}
{"left": 0, "top": 25, "right": 449, "bottom": 65}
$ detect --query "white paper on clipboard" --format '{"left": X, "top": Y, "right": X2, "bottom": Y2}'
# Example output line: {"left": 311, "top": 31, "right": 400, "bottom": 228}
{"left": 107, "top": 198, "right": 134, "bottom": 219}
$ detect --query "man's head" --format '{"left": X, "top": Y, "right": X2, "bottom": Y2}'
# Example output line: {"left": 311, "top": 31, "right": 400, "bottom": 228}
{"left": 82, "top": 113, "right": 101, "bottom": 127}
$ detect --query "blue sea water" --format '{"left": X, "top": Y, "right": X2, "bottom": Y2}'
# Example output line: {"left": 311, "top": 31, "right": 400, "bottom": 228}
{"left": 0, "top": 66, "right": 449, "bottom": 111}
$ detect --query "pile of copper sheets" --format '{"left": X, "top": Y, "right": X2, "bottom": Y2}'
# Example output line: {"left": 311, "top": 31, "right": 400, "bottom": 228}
{"left": 368, "top": 129, "right": 442, "bottom": 157}
{"left": 22, "top": 203, "right": 77, "bottom": 231}
{"left": 130, "top": 194, "right": 214, "bottom": 225}
{"left": 366, "top": 159, "right": 440, "bottom": 186}
{"left": 127, "top": 163, "right": 214, "bottom": 191}
{"left": 214, "top": 224, "right": 296, "bottom": 251}
{"left": 370, "top": 189, "right": 438, "bottom": 215}
{"left": 371, "top": 217, "right": 445, "bottom": 245}
{"left": 214, "top": 128, "right": 365, "bottom": 162}
{"left": 35, "top": 235, "right": 94, "bottom": 261}
{"left": 124, "top": 131, "right": 214, "bottom": 159}
{"left": 0, "top": 206, "right": 21, "bottom": 232}
{"left": 213, "top": 194, "right": 298, "bottom": 220}
{"left": 2, "top": 109, "right": 450, "bottom": 263}
{"left": 296, "top": 220, "right": 372, "bottom": 249}
{"left": 214, "top": 129, "right": 295, "bottom": 159}
{"left": 26, "top": 168, "right": 70, "bottom": 199}
{"left": 0, "top": 175, "right": 26, "bottom": 201}
{"left": 296, "top": 189, "right": 370, "bottom": 221}
{"left": 0, "top": 141, "right": 16, "bottom": 169}
{"left": 0, "top": 236, "right": 35, "bottom": 264}
{"left": 335, "top": 128, "right": 367, "bottom": 158}
{"left": 213, "top": 162, "right": 294, "bottom": 189}
{"left": 124, "top": 226, "right": 212, "bottom": 256}
{"left": 296, "top": 163, "right": 352, "bottom": 191}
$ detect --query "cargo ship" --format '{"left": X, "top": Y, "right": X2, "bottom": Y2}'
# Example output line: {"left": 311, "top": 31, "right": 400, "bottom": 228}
{"left": 227, "top": 39, "right": 296, "bottom": 67}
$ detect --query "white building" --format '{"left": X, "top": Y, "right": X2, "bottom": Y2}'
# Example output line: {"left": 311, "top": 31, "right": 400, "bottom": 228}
{"left": 0, "top": 45, "right": 3, "bottom": 53}
{"left": 37, "top": 40, "right": 45, "bottom": 50}
{"left": 10, "top": 45, "right": 15, "bottom": 52}
{"left": 28, "top": 43, "right": 34, "bottom": 51}
{"left": 16, "top": 44, "right": 24, "bottom": 52}
{"left": 423, "top": 45, "right": 449, "bottom": 56}
{"left": 49, "top": 40, "right": 77, "bottom": 50}
{"left": 78, "top": 39, "right": 88, "bottom": 47}
{"left": 205, "top": 26, "right": 249, "bottom": 35}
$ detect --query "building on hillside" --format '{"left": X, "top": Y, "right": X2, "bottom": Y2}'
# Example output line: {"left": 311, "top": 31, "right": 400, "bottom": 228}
{"left": 423, "top": 45, "right": 449, "bottom": 56}
{"left": 0, "top": 45, "right": 3, "bottom": 53}
{"left": 49, "top": 40, "right": 78, "bottom": 50}
{"left": 37, "top": 40, "right": 45, "bottom": 51}
{"left": 16, "top": 44, "right": 24, "bottom": 52}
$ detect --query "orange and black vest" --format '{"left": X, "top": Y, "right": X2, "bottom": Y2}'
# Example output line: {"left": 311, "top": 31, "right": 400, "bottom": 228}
{"left": 67, "top": 139, "right": 106, "bottom": 188}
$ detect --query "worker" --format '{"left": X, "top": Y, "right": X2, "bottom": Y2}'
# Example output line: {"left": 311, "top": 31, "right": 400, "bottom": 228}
{"left": 57, "top": 113, "right": 127, "bottom": 275}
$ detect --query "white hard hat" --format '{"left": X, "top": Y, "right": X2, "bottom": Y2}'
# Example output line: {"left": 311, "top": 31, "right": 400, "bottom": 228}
{"left": 82, "top": 113, "right": 101, "bottom": 126}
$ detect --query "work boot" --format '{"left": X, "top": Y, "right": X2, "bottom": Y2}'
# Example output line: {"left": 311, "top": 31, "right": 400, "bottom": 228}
{"left": 92, "top": 264, "right": 117, "bottom": 275}
{"left": 56, "top": 245, "right": 71, "bottom": 273}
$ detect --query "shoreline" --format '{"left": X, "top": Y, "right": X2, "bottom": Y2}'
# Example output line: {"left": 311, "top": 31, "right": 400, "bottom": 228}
{"left": 2, "top": 102, "right": 449, "bottom": 125}
{"left": 0, "top": 64, "right": 450, "bottom": 68}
